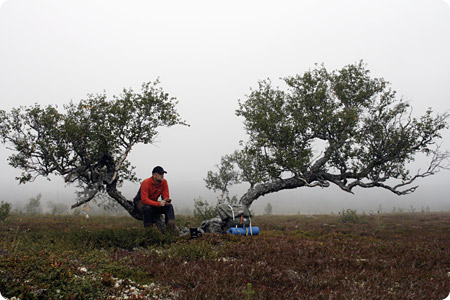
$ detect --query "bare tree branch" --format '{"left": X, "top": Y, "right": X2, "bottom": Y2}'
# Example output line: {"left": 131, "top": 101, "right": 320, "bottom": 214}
{"left": 71, "top": 189, "right": 99, "bottom": 209}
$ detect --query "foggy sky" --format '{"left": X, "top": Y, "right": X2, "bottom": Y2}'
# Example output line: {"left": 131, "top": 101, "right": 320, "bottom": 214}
{"left": 1, "top": 0, "right": 449, "bottom": 214}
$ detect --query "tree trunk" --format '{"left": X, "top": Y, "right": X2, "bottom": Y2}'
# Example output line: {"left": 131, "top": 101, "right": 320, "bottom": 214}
{"left": 201, "top": 178, "right": 307, "bottom": 234}
{"left": 240, "top": 177, "right": 306, "bottom": 206}
{"left": 106, "top": 183, "right": 143, "bottom": 220}
{"left": 200, "top": 179, "right": 306, "bottom": 234}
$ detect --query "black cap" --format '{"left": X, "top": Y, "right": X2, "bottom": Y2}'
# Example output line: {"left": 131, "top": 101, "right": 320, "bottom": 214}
{"left": 152, "top": 166, "right": 167, "bottom": 175}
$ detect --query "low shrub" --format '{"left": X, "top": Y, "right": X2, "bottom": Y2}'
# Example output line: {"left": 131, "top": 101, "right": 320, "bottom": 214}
{"left": 193, "top": 197, "right": 218, "bottom": 221}
{"left": 339, "top": 208, "right": 360, "bottom": 223}
{"left": 0, "top": 201, "right": 11, "bottom": 223}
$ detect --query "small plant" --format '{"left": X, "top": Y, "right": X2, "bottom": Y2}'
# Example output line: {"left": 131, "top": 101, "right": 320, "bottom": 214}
{"left": 242, "top": 283, "right": 255, "bottom": 300}
{"left": 0, "top": 200, "right": 11, "bottom": 222}
{"left": 338, "top": 209, "right": 359, "bottom": 223}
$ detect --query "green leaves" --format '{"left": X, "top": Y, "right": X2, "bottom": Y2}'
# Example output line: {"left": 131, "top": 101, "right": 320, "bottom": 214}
{"left": 0, "top": 80, "right": 187, "bottom": 202}
{"left": 224, "top": 61, "right": 449, "bottom": 204}
{"left": 204, "top": 153, "right": 241, "bottom": 202}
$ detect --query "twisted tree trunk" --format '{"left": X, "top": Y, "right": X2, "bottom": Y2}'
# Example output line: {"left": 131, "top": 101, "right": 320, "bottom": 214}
{"left": 240, "top": 177, "right": 307, "bottom": 206}
{"left": 106, "top": 183, "right": 143, "bottom": 220}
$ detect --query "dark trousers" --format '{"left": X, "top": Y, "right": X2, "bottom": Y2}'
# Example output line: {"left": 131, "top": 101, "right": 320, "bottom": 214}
{"left": 142, "top": 204, "right": 175, "bottom": 225}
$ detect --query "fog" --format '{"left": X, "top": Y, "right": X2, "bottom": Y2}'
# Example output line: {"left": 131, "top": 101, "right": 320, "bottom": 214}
{"left": 1, "top": 0, "right": 450, "bottom": 215}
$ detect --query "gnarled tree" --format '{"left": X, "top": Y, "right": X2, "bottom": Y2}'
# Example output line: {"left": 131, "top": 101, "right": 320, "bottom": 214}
{"left": 207, "top": 62, "right": 449, "bottom": 208}
{"left": 0, "top": 80, "right": 187, "bottom": 219}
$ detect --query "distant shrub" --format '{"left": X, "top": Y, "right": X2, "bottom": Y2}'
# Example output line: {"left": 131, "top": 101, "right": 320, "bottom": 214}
{"left": 0, "top": 201, "right": 11, "bottom": 222}
{"left": 25, "top": 193, "right": 42, "bottom": 214}
{"left": 47, "top": 201, "right": 68, "bottom": 215}
{"left": 193, "top": 197, "right": 218, "bottom": 221}
{"left": 264, "top": 202, "right": 273, "bottom": 215}
{"left": 339, "top": 209, "right": 359, "bottom": 223}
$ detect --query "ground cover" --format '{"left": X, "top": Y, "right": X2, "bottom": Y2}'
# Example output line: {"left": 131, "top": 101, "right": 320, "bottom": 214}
{"left": 1, "top": 213, "right": 449, "bottom": 299}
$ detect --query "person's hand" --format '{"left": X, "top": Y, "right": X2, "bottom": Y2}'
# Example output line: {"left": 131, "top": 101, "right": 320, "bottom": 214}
{"left": 160, "top": 200, "right": 166, "bottom": 207}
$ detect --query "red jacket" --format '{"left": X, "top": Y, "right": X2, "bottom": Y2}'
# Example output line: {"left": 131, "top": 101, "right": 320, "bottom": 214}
{"left": 140, "top": 177, "right": 170, "bottom": 206}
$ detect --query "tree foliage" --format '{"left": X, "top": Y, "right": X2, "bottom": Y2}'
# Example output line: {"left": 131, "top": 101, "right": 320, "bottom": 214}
{"left": 209, "top": 62, "right": 449, "bottom": 206}
{"left": 0, "top": 80, "right": 187, "bottom": 219}
{"left": 204, "top": 154, "right": 241, "bottom": 204}
{"left": 25, "top": 193, "right": 42, "bottom": 214}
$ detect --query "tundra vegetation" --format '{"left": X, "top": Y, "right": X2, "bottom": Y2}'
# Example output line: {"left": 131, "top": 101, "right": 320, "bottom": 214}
{"left": 1, "top": 212, "right": 449, "bottom": 299}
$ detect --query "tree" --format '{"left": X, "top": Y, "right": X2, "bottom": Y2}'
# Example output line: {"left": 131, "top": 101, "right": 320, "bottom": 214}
{"left": 208, "top": 62, "right": 449, "bottom": 208}
{"left": 204, "top": 153, "right": 240, "bottom": 204}
{"left": 25, "top": 193, "right": 42, "bottom": 214}
{"left": 0, "top": 80, "right": 187, "bottom": 220}
{"left": 264, "top": 202, "right": 273, "bottom": 215}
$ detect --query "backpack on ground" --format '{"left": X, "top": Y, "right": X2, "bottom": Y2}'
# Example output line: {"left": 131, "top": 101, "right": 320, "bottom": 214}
{"left": 217, "top": 203, "right": 252, "bottom": 228}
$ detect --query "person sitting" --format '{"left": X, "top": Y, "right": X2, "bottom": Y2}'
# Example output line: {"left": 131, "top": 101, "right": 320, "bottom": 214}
{"left": 134, "top": 166, "right": 175, "bottom": 230}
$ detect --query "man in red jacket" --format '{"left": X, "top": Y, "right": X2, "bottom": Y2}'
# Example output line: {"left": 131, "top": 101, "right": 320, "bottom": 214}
{"left": 134, "top": 166, "right": 175, "bottom": 229}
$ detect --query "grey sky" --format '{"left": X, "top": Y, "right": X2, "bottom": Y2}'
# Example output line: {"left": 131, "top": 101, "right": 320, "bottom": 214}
{"left": 1, "top": 0, "right": 449, "bottom": 214}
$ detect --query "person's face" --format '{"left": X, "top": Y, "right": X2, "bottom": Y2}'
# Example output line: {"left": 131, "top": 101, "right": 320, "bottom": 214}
{"left": 153, "top": 172, "right": 164, "bottom": 183}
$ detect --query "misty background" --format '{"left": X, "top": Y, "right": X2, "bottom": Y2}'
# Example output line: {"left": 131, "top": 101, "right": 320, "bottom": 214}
{"left": 1, "top": 0, "right": 449, "bottom": 215}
